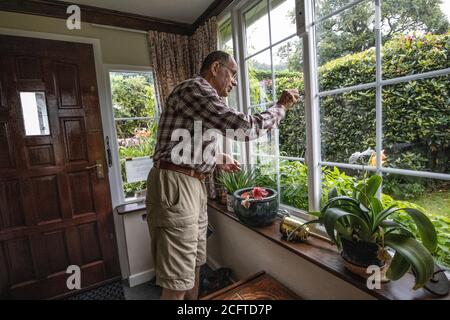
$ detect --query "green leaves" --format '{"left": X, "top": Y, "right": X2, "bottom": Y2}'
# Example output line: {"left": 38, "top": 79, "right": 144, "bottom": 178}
{"left": 385, "top": 234, "right": 435, "bottom": 289}
{"left": 314, "top": 175, "right": 438, "bottom": 287}
{"left": 217, "top": 169, "right": 255, "bottom": 194}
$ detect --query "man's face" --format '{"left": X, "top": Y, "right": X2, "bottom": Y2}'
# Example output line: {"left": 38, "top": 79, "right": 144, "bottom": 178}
{"left": 211, "top": 57, "right": 238, "bottom": 97}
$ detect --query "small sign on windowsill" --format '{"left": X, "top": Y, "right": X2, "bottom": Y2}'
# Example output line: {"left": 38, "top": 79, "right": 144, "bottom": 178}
{"left": 125, "top": 157, "right": 153, "bottom": 183}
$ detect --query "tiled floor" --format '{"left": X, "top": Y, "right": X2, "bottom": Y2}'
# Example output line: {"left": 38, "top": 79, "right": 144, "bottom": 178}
{"left": 122, "top": 278, "right": 161, "bottom": 300}
{"left": 122, "top": 264, "right": 233, "bottom": 300}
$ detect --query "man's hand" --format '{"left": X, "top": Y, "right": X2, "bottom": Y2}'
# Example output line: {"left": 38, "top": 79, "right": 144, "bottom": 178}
{"left": 277, "top": 89, "right": 301, "bottom": 110}
{"left": 216, "top": 153, "right": 241, "bottom": 173}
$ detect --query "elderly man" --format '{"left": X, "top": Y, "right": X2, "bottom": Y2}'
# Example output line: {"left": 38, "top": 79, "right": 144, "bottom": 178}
{"left": 146, "top": 51, "right": 300, "bottom": 300}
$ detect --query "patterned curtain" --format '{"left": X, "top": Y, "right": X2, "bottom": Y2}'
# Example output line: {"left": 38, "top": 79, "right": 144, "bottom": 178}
{"left": 148, "top": 17, "right": 218, "bottom": 108}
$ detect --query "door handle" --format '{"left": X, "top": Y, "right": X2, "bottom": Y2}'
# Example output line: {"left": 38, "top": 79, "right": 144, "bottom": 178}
{"left": 86, "top": 160, "right": 105, "bottom": 179}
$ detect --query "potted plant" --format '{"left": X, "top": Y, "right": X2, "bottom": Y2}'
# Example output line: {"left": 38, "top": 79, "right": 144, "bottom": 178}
{"left": 233, "top": 187, "right": 279, "bottom": 227}
{"left": 307, "top": 175, "right": 437, "bottom": 289}
{"left": 217, "top": 169, "right": 254, "bottom": 212}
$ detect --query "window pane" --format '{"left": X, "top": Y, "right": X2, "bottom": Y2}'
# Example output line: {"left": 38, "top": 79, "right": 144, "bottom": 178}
{"left": 272, "top": 36, "right": 306, "bottom": 158}
{"left": 116, "top": 119, "right": 158, "bottom": 198}
{"left": 110, "top": 71, "right": 158, "bottom": 200}
{"left": 382, "top": 75, "right": 450, "bottom": 174}
{"left": 279, "top": 159, "right": 309, "bottom": 211}
{"left": 270, "top": 0, "right": 297, "bottom": 44}
{"left": 381, "top": 174, "right": 450, "bottom": 268}
{"left": 110, "top": 72, "right": 157, "bottom": 119}
{"left": 316, "top": 0, "right": 376, "bottom": 92}
{"left": 381, "top": 0, "right": 450, "bottom": 80}
{"left": 247, "top": 49, "right": 273, "bottom": 105}
{"left": 321, "top": 165, "right": 361, "bottom": 206}
{"left": 315, "top": 0, "right": 358, "bottom": 19}
{"left": 20, "top": 92, "right": 50, "bottom": 136}
{"left": 219, "top": 17, "right": 234, "bottom": 55}
{"left": 273, "top": 37, "right": 303, "bottom": 98}
{"left": 245, "top": 0, "right": 270, "bottom": 56}
{"left": 320, "top": 89, "right": 376, "bottom": 163}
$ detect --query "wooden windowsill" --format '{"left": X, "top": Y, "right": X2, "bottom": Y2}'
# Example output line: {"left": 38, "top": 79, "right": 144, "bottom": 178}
{"left": 207, "top": 200, "right": 450, "bottom": 300}
{"left": 116, "top": 201, "right": 146, "bottom": 215}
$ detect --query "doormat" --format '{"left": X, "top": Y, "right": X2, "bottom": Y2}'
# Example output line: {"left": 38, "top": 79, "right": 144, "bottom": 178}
{"left": 66, "top": 281, "right": 125, "bottom": 300}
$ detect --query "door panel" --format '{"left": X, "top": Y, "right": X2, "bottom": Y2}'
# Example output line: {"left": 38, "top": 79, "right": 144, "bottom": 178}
{"left": 0, "top": 35, "right": 120, "bottom": 299}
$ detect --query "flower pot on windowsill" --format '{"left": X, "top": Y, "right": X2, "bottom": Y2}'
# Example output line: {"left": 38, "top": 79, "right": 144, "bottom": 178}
{"left": 233, "top": 187, "right": 278, "bottom": 227}
{"left": 340, "top": 237, "right": 390, "bottom": 282}
{"left": 226, "top": 193, "right": 234, "bottom": 213}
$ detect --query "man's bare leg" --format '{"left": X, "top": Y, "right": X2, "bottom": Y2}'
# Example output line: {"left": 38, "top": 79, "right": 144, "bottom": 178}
{"left": 160, "top": 288, "right": 186, "bottom": 300}
{"left": 184, "top": 266, "right": 201, "bottom": 300}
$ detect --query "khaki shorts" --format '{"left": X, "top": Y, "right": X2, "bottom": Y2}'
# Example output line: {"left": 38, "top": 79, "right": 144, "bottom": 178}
{"left": 145, "top": 167, "right": 208, "bottom": 291}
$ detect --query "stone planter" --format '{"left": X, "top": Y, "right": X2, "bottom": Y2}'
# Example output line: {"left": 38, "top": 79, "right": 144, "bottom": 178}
{"left": 233, "top": 187, "right": 278, "bottom": 227}
{"left": 226, "top": 193, "right": 234, "bottom": 213}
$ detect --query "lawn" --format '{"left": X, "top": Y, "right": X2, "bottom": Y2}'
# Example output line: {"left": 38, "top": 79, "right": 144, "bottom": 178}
{"left": 414, "top": 189, "right": 450, "bottom": 218}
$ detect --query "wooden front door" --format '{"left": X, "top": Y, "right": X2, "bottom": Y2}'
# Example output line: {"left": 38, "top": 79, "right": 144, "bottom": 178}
{"left": 0, "top": 35, "right": 120, "bottom": 299}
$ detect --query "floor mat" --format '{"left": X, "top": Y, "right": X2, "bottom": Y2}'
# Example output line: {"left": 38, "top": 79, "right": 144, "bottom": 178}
{"left": 66, "top": 281, "right": 125, "bottom": 300}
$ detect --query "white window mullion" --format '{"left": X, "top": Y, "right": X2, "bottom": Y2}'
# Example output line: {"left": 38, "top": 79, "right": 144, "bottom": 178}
{"left": 267, "top": 0, "right": 282, "bottom": 201}
{"left": 375, "top": 0, "right": 383, "bottom": 198}
{"left": 300, "top": 0, "right": 322, "bottom": 212}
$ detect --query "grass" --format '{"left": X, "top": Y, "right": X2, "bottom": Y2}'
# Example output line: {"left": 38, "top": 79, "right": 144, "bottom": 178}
{"left": 414, "top": 189, "right": 450, "bottom": 218}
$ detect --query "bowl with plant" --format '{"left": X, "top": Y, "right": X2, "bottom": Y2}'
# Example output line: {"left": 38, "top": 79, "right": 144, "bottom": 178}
{"left": 233, "top": 186, "right": 279, "bottom": 227}
{"left": 306, "top": 174, "right": 438, "bottom": 289}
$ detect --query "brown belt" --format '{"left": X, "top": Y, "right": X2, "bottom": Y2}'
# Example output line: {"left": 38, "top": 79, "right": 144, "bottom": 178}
{"left": 154, "top": 160, "right": 208, "bottom": 181}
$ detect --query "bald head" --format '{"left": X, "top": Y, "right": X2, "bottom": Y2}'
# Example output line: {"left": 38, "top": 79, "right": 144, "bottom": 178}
{"left": 200, "top": 51, "right": 237, "bottom": 97}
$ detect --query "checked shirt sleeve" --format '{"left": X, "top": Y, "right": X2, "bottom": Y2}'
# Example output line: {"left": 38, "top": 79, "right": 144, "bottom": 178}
{"left": 177, "top": 81, "right": 286, "bottom": 141}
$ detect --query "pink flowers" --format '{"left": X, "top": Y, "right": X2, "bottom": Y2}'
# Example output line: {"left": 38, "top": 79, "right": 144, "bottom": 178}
{"left": 241, "top": 187, "right": 269, "bottom": 208}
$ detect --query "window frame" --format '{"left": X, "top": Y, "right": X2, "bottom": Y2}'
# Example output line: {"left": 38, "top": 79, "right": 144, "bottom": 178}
{"left": 104, "top": 64, "right": 160, "bottom": 206}
{"left": 219, "top": 0, "right": 450, "bottom": 226}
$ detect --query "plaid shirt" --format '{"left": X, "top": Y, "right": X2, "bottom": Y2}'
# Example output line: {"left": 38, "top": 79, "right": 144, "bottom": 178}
{"left": 153, "top": 76, "right": 286, "bottom": 173}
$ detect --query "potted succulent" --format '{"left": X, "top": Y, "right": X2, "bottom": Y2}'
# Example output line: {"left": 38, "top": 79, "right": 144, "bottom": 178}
{"left": 217, "top": 169, "right": 254, "bottom": 212}
{"left": 233, "top": 187, "right": 279, "bottom": 227}
{"left": 307, "top": 175, "right": 437, "bottom": 289}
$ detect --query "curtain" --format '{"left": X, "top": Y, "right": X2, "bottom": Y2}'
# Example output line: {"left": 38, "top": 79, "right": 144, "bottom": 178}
{"left": 148, "top": 17, "right": 218, "bottom": 107}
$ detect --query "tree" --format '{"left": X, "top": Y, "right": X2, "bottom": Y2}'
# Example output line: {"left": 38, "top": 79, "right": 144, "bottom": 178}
{"left": 280, "top": 0, "right": 449, "bottom": 65}
{"left": 111, "top": 73, "right": 156, "bottom": 138}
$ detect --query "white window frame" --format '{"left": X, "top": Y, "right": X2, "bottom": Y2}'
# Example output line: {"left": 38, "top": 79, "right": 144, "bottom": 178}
{"left": 103, "top": 65, "right": 160, "bottom": 206}
{"left": 219, "top": 0, "right": 450, "bottom": 225}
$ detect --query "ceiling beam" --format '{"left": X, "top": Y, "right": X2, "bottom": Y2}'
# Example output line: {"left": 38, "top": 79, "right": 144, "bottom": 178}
{"left": 0, "top": 0, "right": 194, "bottom": 35}
{"left": 193, "top": 0, "right": 235, "bottom": 29}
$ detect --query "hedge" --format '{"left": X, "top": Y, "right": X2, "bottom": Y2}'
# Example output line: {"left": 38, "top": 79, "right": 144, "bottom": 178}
{"left": 253, "top": 32, "right": 450, "bottom": 198}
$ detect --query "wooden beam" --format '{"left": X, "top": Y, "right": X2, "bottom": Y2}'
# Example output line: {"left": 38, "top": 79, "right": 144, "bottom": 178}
{"left": 192, "top": 0, "right": 234, "bottom": 30}
{"left": 0, "top": 0, "right": 194, "bottom": 35}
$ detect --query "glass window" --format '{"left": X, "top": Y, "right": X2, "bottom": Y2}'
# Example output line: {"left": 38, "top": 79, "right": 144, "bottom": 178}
{"left": 109, "top": 71, "right": 159, "bottom": 200}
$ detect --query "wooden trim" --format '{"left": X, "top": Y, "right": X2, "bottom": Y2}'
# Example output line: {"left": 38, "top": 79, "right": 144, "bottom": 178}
{"left": 200, "top": 271, "right": 265, "bottom": 300}
{"left": 192, "top": 0, "right": 235, "bottom": 29}
{"left": 116, "top": 202, "right": 146, "bottom": 215}
{"left": 208, "top": 200, "right": 450, "bottom": 300}
{"left": 0, "top": 0, "right": 194, "bottom": 35}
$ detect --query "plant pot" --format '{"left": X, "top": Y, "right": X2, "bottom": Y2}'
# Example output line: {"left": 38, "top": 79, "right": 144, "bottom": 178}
{"left": 340, "top": 238, "right": 390, "bottom": 282}
{"left": 341, "top": 237, "right": 384, "bottom": 267}
{"left": 226, "top": 193, "right": 234, "bottom": 213}
{"left": 233, "top": 187, "right": 278, "bottom": 227}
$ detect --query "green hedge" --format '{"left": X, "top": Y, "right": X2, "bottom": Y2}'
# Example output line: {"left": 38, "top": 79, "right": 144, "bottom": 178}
{"left": 253, "top": 32, "right": 450, "bottom": 199}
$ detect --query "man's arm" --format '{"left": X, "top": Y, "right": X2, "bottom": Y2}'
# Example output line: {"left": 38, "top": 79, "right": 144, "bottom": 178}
{"left": 178, "top": 82, "right": 299, "bottom": 141}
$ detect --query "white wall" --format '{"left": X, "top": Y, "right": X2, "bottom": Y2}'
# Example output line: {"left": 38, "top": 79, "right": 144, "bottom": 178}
{"left": 121, "top": 210, "right": 155, "bottom": 287}
{"left": 207, "top": 207, "right": 376, "bottom": 300}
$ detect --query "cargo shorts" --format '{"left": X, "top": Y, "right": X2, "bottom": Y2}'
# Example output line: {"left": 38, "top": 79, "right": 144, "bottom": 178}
{"left": 145, "top": 167, "right": 208, "bottom": 291}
